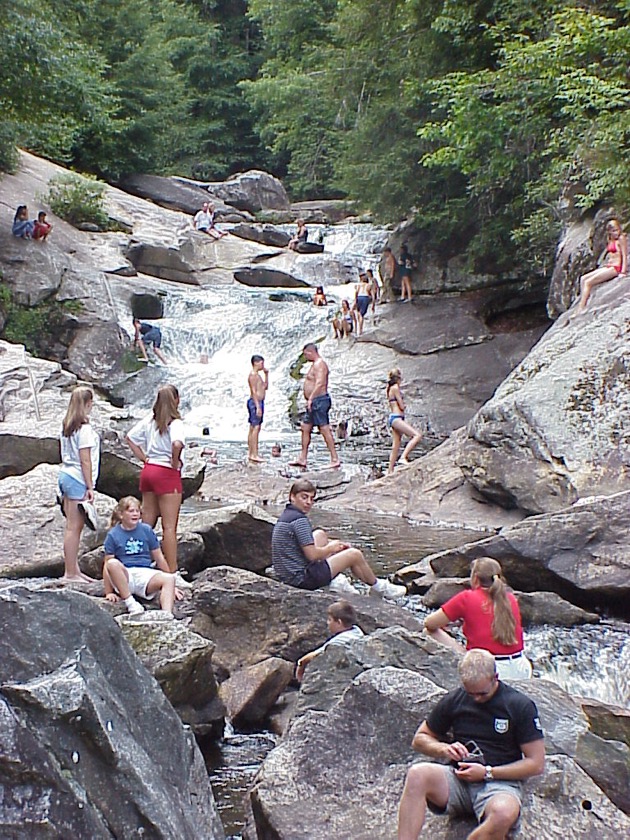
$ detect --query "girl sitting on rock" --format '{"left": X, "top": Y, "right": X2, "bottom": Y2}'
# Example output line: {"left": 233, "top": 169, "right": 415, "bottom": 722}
{"left": 423, "top": 556, "right": 532, "bottom": 681}
{"left": 103, "top": 496, "right": 178, "bottom": 616}
{"left": 12, "top": 205, "right": 34, "bottom": 238}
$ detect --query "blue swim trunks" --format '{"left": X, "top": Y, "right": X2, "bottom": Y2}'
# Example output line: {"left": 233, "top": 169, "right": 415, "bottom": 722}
{"left": 141, "top": 326, "right": 162, "bottom": 348}
{"left": 303, "top": 394, "right": 332, "bottom": 428}
{"left": 388, "top": 413, "right": 404, "bottom": 429}
{"left": 356, "top": 295, "right": 371, "bottom": 316}
{"left": 247, "top": 397, "right": 264, "bottom": 426}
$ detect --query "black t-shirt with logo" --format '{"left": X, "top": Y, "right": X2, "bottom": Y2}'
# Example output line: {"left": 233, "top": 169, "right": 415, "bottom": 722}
{"left": 426, "top": 682, "right": 544, "bottom": 767}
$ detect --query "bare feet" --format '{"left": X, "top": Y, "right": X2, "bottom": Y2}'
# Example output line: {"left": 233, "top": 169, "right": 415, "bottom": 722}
{"left": 289, "top": 460, "right": 307, "bottom": 468}
{"left": 248, "top": 456, "right": 265, "bottom": 463}
{"left": 61, "top": 572, "right": 93, "bottom": 584}
{"left": 329, "top": 461, "right": 342, "bottom": 470}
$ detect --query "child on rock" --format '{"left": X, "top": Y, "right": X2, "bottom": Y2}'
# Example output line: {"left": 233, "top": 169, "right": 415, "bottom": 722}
{"left": 103, "top": 496, "right": 177, "bottom": 616}
{"left": 296, "top": 600, "right": 364, "bottom": 681}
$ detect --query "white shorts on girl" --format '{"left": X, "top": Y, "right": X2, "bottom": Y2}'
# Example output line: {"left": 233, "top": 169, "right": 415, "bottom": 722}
{"left": 116, "top": 567, "right": 160, "bottom": 600}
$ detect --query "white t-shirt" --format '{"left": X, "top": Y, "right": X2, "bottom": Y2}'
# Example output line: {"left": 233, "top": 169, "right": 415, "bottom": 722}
{"left": 127, "top": 415, "right": 186, "bottom": 469}
{"left": 311, "top": 625, "right": 365, "bottom": 658}
{"left": 193, "top": 210, "right": 212, "bottom": 230}
{"left": 59, "top": 423, "right": 100, "bottom": 485}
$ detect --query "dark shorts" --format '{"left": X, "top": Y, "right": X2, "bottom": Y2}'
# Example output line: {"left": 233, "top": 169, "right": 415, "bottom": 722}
{"left": 139, "top": 463, "right": 182, "bottom": 495}
{"left": 299, "top": 559, "right": 332, "bottom": 590}
{"left": 303, "top": 394, "right": 331, "bottom": 428}
{"left": 247, "top": 397, "right": 264, "bottom": 426}
{"left": 142, "top": 327, "right": 162, "bottom": 348}
{"left": 356, "top": 295, "right": 370, "bottom": 316}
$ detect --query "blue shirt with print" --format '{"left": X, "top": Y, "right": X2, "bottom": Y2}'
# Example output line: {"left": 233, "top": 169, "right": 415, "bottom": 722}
{"left": 103, "top": 523, "right": 159, "bottom": 568}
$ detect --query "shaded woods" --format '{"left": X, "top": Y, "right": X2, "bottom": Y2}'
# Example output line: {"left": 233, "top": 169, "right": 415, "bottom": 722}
{"left": 2, "top": 0, "right": 629, "bottom": 273}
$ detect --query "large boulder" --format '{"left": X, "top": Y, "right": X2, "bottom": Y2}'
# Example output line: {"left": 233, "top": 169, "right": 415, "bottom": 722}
{"left": 250, "top": 667, "right": 630, "bottom": 839}
{"left": 234, "top": 267, "right": 309, "bottom": 288}
{"left": 203, "top": 170, "right": 290, "bottom": 213}
{"left": 0, "top": 584, "right": 224, "bottom": 838}
{"left": 230, "top": 224, "right": 291, "bottom": 248}
{"left": 399, "top": 491, "right": 630, "bottom": 616}
{"left": 183, "top": 566, "right": 423, "bottom": 676}
{"left": 220, "top": 657, "right": 294, "bottom": 728}
{"left": 119, "top": 173, "right": 237, "bottom": 217}
{"left": 177, "top": 504, "right": 275, "bottom": 576}
{"left": 457, "top": 283, "right": 630, "bottom": 513}
{"left": 118, "top": 614, "right": 225, "bottom": 736}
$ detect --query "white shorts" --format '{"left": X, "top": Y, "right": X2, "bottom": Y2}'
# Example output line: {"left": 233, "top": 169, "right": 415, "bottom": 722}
{"left": 495, "top": 653, "right": 533, "bottom": 681}
{"left": 116, "top": 566, "right": 160, "bottom": 600}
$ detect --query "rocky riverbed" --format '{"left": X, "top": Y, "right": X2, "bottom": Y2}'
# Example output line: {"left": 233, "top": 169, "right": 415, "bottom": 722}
{"left": 1, "top": 152, "right": 629, "bottom": 838}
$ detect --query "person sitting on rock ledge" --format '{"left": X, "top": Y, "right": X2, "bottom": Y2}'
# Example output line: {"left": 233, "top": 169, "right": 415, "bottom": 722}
{"left": 397, "top": 649, "right": 545, "bottom": 840}
{"left": 288, "top": 218, "right": 307, "bottom": 251}
{"left": 271, "top": 478, "right": 407, "bottom": 600}
{"left": 12, "top": 205, "right": 34, "bottom": 238}
{"left": 295, "top": 599, "right": 364, "bottom": 681}
{"left": 193, "top": 201, "right": 227, "bottom": 240}
{"left": 103, "top": 496, "right": 179, "bottom": 616}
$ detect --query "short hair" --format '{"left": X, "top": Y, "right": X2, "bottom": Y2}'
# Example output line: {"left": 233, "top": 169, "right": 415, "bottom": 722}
{"left": 383, "top": 247, "right": 392, "bottom": 253}
{"left": 328, "top": 600, "right": 357, "bottom": 628}
{"left": 459, "top": 649, "right": 497, "bottom": 683}
{"left": 289, "top": 478, "right": 316, "bottom": 497}
{"left": 303, "top": 342, "right": 318, "bottom": 353}
{"left": 251, "top": 354, "right": 264, "bottom": 365}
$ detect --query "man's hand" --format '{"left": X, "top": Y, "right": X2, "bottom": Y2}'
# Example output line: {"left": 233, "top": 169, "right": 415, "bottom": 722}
{"left": 454, "top": 762, "right": 487, "bottom": 783}
{"left": 327, "top": 539, "right": 349, "bottom": 555}
{"left": 442, "top": 741, "right": 471, "bottom": 763}
{"left": 256, "top": 406, "right": 262, "bottom": 417}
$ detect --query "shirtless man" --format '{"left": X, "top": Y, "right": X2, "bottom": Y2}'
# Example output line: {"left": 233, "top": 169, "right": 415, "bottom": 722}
{"left": 381, "top": 247, "right": 397, "bottom": 302}
{"left": 247, "top": 354, "right": 269, "bottom": 463}
{"left": 289, "top": 343, "right": 340, "bottom": 470}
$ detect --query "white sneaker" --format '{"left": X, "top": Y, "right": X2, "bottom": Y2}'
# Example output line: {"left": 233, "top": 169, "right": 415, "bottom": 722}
{"left": 329, "top": 575, "right": 355, "bottom": 595}
{"left": 78, "top": 500, "right": 98, "bottom": 531}
{"left": 369, "top": 579, "right": 407, "bottom": 601}
{"left": 125, "top": 597, "right": 145, "bottom": 616}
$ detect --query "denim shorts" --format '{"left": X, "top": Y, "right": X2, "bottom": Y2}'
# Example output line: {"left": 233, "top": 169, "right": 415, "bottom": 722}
{"left": 428, "top": 766, "right": 522, "bottom": 823}
{"left": 303, "top": 394, "right": 332, "bottom": 428}
{"left": 142, "top": 327, "right": 162, "bottom": 348}
{"left": 58, "top": 472, "right": 87, "bottom": 501}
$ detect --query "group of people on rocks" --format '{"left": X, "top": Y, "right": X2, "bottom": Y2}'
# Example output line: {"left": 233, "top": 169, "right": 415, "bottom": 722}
{"left": 58, "top": 384, "right": 189, "bottom": 615}
{"left": 12, "top": 206, "right": 52, "bottom": 240}
{"left": 270, "top": 474, "right": 544, "bottom": 839}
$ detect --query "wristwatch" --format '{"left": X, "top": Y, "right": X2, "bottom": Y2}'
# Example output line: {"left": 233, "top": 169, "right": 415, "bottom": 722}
{"left": 484, "top": 765, "right": 494, "bottom": 781}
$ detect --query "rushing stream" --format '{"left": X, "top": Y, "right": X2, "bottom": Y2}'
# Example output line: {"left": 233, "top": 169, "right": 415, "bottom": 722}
{"left": 109, "top": 224, "right": 628, "bottom": 838}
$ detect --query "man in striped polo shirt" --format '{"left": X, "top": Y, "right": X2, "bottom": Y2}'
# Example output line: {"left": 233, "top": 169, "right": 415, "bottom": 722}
{"left": 271, "top": 479, "right": 406, "bottom": 600}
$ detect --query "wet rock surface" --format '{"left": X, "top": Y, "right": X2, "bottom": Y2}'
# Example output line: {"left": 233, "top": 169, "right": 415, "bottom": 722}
{"left": 0, "top": 584, "right": 224, "bottom": 839}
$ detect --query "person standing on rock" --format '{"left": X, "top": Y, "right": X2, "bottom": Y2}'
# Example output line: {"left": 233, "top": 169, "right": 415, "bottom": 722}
{"left": 399, "top": 244, "right": 416, "bottom": 303}
{"left": 423, "top": 557, "right": 532, "bottom": 681}
{"left": 289, "top": 342, "right": 340, "bottom": 470}
{"left": 397, "top": 649, "right": 545, "bottom": 840}
{"left": 353, "top": 270, "right": 373, "bottom": 337}
{"left": 381, "top": 247, "right": 397, "bottom": 302}
{"left": 271, "top": 478, "right": 407, "bottom": 600}
{"left": 125, "top": 385, "right": 185, "bottom": 574}
{"left": 386, "top": 368, "right": 423, "bottom": 473}
{"left": 247, "top": 354, "right": 269, "bottom": 463}
{"left": 58, "top": 386, "right": 100, "bottom": 583}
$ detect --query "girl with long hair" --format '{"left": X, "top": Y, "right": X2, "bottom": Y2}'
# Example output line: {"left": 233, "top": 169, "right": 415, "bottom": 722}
{"left": 58, "top": 386, "right": 100, "bottom": 582}
{"left": 424, "top": 557, "right": 532, "bottom": 680}
{"left": 125, "top": 385, "right": 185, "bottom": 573}
{"left": 578, "top": 217, "right": 627, "bottom": 310}
{"left": 386, "top": 368, "right": 422, "bottom": 473}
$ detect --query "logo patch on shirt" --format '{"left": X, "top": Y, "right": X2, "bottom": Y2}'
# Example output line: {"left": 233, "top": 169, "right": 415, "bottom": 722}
{"left": 494, "top": 718, "right": 509, "bottom": 734}
{"left": 534, "top": 717, "right": 542, "bottom": 731}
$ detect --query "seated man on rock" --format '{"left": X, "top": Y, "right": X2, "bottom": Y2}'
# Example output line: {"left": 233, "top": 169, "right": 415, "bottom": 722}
{"left": 398, "top": 648, "right": 545, "bottom": 840}
{"left": 295, "top": 599, "right": 364, "bottom": 681}
{"left": 271, "top": 478, "right": 406, "bottom": 601}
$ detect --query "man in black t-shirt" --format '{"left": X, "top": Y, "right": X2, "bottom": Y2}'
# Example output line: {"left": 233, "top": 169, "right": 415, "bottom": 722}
{"left": 397, "top": 649, "right": 545, "bottom": 840}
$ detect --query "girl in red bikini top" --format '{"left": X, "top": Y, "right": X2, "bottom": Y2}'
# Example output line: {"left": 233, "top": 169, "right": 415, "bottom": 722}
{"left": 600, "top": 219, "right": 627, "bottom": 274}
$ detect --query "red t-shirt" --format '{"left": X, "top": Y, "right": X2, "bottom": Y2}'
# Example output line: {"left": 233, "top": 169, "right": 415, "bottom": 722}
{"left": 441, "top": 587, "right": 523, "bottom": 655}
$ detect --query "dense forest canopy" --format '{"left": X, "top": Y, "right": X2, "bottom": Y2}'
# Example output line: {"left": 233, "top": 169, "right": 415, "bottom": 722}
{"left": 1, "top": 0, "right": 629, "bottom": 271}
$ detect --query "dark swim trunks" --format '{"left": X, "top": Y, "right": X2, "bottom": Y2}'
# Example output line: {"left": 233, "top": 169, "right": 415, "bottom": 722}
{"left": 303, "top": 394, "right": 332, "bottom": 428}
{"left": 247, "top": 397, "right": 264, "bottom": 426}
{"left": 356, "top": 295, "right": 371, "bottom": 316}
{"left": 300, "top": 559, "right": 333, "bottom": 590}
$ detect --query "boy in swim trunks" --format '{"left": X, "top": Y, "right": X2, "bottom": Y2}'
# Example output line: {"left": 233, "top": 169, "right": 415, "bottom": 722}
{"left": 247, "top": 354, "right": 269, "bottom": 463}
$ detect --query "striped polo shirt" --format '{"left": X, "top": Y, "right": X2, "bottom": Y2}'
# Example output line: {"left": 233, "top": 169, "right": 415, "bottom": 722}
{"left": 271, "top": 504, "right": 314, "bottom": 586}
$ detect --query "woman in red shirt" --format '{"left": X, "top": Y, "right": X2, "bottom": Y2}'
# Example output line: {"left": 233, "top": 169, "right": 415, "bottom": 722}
{"left": 424, "top": 557, "right": 532, "bottom": 680}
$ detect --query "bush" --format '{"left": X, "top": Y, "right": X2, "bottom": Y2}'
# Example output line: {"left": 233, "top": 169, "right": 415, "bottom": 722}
{"left": 0, "top": 123, "right": 19, "bottom": 174}
{"left": 44, "top": 172, "right": 109, "bottom": 228}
